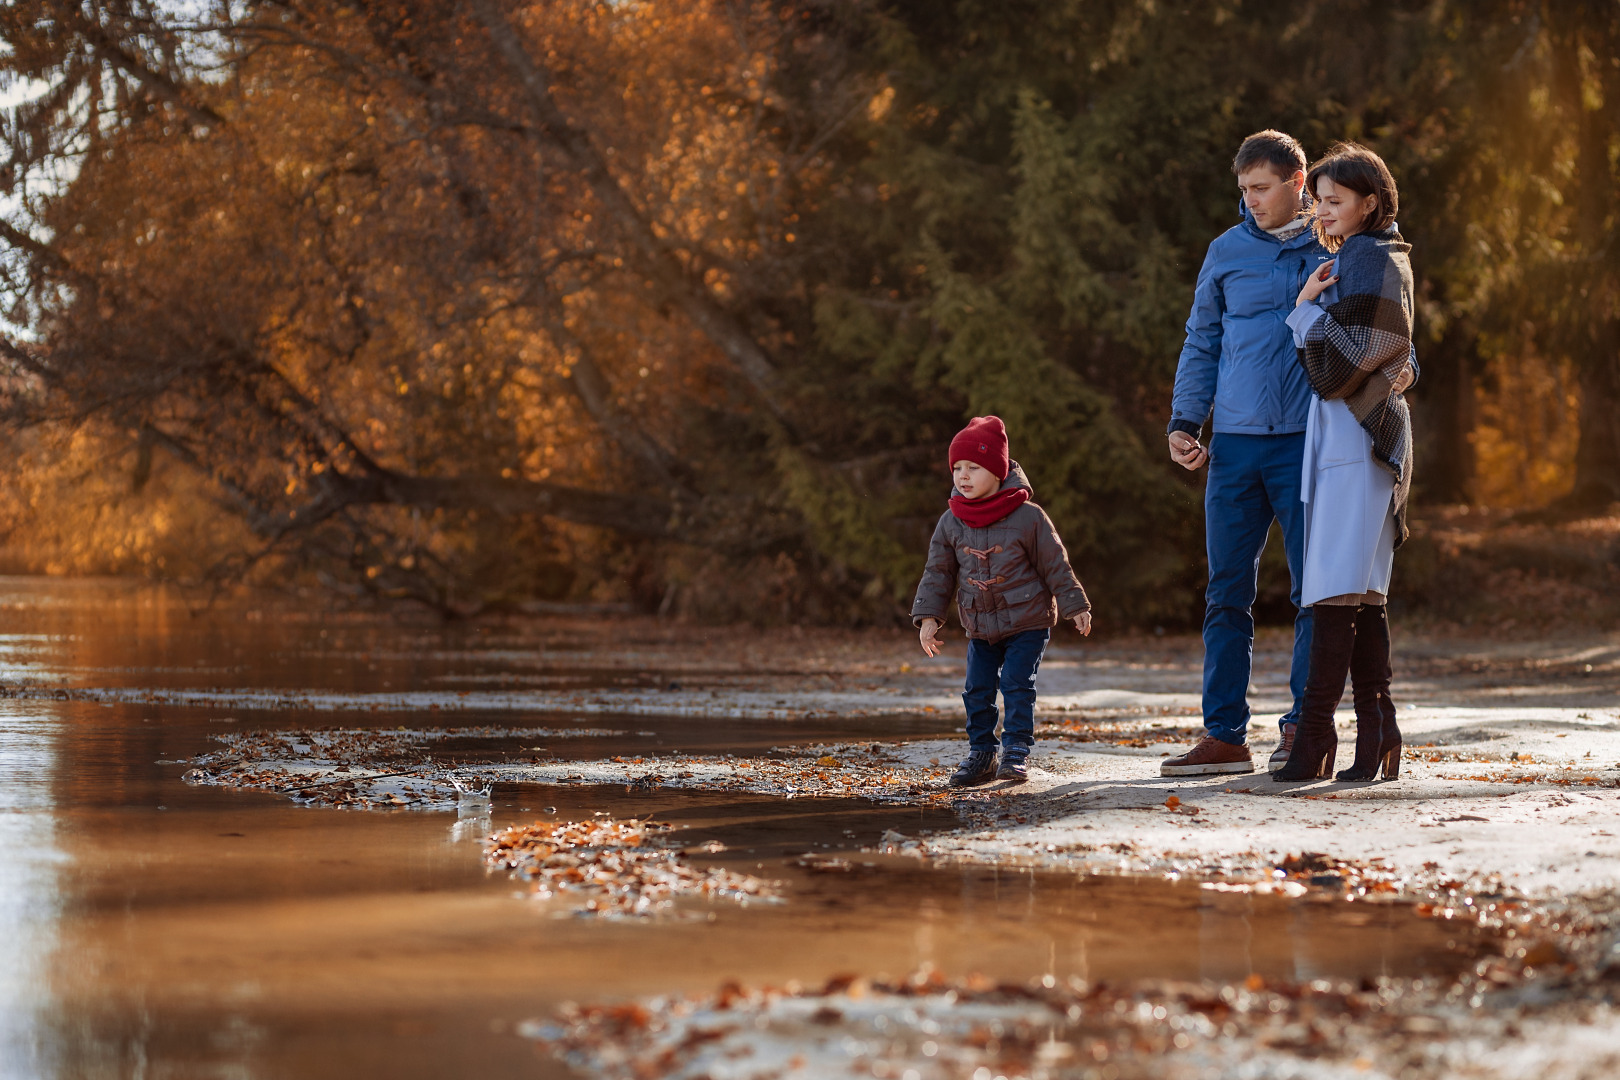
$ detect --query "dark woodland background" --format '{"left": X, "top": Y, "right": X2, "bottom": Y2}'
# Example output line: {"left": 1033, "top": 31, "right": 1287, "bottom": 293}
{"left": 1, "top": 1, "right": 1617, "bottom": 628}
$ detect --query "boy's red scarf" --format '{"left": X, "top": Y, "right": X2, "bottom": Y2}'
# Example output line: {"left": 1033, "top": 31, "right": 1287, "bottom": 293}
{"left": 949, "top": 487, "right": 1029, "bottom": 528}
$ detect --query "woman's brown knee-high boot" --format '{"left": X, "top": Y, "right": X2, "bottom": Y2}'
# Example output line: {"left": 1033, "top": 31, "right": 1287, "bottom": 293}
{"left": 1336, "top": 605, "right": 1401, "bottom": 781}
{"left": 1274, "top": 605, "right": 1356, "bottom": 782}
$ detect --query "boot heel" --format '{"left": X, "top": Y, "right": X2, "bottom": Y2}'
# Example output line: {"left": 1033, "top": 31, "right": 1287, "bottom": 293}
{"left": 1380, "top": 745, "right": 1401, "bottom": 780}
{"left": 1273, "top": 726, "right": 1342, "bottom": 782}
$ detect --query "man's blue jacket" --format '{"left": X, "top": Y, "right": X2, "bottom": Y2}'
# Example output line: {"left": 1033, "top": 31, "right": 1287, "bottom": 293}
{"left": 1167, "top": 204, "right": 1335, "bottom": 437}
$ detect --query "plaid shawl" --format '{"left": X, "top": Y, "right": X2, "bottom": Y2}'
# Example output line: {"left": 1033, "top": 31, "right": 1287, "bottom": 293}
{"left": 1299, "top": 227, "right": 1415, "bottom": 546}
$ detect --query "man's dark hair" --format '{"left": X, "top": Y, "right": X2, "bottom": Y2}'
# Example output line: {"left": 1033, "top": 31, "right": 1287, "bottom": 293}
{"left": 1231, "top": 129, "right": 1307, "bottom": 179}
{"left": 1306, "top": 142, "right": 1399, "bottom": 249}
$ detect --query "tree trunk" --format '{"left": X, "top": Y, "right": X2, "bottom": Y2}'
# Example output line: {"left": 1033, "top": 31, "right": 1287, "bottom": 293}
{"left": 1412, "top": 320, "right": 1478, "bottom": 504}
{"left": 1570, "top": 321, "right": 1620, "bottom": 507}
{"left": 366, "top": 472, "right": 672, "bottom": 538}
{"left": 1556, "top": 4, "right": 1620, "bottom": 509}
{"left": 145, "top": 425, "right": 673, "bottom": 540}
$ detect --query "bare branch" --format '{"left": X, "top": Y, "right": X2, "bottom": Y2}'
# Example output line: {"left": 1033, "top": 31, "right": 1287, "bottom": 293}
{"left": 63, "top": 7, "right": 225, "bottom": 129}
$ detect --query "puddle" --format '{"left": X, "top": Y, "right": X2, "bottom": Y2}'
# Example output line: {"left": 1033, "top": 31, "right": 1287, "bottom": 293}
{"left": 0, "top": 580, "right": 1498, "bottom": 1078}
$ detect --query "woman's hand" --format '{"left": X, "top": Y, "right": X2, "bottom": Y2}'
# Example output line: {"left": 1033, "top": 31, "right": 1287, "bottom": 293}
{"left": 1296, "top": 260, "right": 1337, "bottom": 306}
{"left": 1073, "top": 612, "right": 1092, "bottom": 637}
{"left": 919, "top": 618, "right": 944, "bottom": 657}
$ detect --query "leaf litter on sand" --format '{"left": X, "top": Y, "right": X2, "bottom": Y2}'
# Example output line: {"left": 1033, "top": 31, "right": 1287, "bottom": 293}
{"left": 1038, "top": 709, "right": 1205, "bottom": 749}
{"left": 178, "top": 728, "right": 964, "bottom": 810}
{"left": 526, "top": 948, "right": 1620, "bottom": 1080}
{"left": 528, "top": 969, "right": 1075, "bottom": 1080}
{"left": 485, "top": 817, "right": 777, "bottom": 917}
{"left": 177, "top": 725, "right": 622, "bottom": 809}
{"left": 204, "top": 724, "right": 623, "bottom": 759}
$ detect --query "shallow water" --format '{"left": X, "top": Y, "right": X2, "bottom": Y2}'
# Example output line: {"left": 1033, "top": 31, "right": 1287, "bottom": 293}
{"left": 0, "top": 580, "right": 1493, "bottom": 1078}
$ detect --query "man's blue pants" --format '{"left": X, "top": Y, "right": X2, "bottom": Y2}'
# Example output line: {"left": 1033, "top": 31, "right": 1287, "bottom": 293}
{"left": 963, "top": 629, "right": 1050, "bottom": 753}
{"left": 1202, "top": 432, "right": 1311, "bottom": 746}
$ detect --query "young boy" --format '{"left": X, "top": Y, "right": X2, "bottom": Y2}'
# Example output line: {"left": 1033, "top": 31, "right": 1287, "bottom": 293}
{"left": 912, "top": 416, "right": 1093, "bottom": 786}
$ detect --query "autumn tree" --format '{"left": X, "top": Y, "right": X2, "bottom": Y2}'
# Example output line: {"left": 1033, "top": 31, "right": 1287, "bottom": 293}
{"left": 1, "top": 1, "right": 879, "bottom": 613}
{"left": 3, "top": 1, "right": 1615, "bottom": 622}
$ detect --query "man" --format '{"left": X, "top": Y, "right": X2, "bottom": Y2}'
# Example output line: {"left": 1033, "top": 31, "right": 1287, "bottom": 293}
{"left": 1162, "top": 129, "right": 1414, "bottom": 777}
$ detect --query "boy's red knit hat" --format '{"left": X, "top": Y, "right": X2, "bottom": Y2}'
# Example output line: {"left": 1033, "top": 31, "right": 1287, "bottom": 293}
{"left": 948, "top": 416, "right": 1010, "bottom": 481}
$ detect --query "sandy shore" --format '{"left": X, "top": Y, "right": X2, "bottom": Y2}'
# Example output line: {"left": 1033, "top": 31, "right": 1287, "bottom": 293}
{"left": 160, "top": 625, "right": 1620, "bottom": 898}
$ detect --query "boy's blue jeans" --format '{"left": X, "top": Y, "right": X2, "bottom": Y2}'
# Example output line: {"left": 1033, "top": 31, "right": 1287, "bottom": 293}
{"left": 1203, "top": 432, "right": 1311, "bottom": 746}
{"left": 963, "top": 628, "right": 1051, "bottom": 754}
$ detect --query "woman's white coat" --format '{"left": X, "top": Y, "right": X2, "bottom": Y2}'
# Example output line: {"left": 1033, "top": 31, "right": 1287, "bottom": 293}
{"left": 1286, "top": 273, "right": 1397, "bottom": 607}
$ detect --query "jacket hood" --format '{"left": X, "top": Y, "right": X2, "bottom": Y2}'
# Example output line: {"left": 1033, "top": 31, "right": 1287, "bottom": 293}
{"left": 950, "top": 459, "right": 1032, "bottom": 500}
{"left": 1003, "top": 460, "right": 1032, "bottom": 495}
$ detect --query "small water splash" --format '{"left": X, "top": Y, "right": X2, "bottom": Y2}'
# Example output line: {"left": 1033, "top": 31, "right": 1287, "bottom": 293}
{"left": 444, "top": 774, "right": 494, "bottom": 841}
{"left": 448, "top": 775, "right": 493, "bottom": 814}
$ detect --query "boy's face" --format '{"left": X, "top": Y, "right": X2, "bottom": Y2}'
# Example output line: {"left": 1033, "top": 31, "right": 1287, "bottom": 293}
{"left": 952, "top": 460, "right": 1001, "bottom": 501}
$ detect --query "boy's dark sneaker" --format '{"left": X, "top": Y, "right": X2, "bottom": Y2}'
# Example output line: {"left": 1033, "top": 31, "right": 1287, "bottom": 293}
{"left": 948, "top": 750, "right": 999, "bottom": 788}
{"left": 996, "top": 751, "right": 1028, "bottom": 783}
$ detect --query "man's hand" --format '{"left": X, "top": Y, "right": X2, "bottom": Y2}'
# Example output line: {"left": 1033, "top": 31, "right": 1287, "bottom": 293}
{"left": 1168, "top": 430, "right": 1208, "bottom": 471}
{"left": 918, "top": 618, "right": 944, "bottom": 657}
{"left": 1073, "top": 612, "right": 1092, "bottom": 637}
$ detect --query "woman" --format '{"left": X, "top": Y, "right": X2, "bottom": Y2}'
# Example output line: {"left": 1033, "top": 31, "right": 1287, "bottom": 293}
{"left": 1273, "top": 143, "right": 1414, "bottom": 783}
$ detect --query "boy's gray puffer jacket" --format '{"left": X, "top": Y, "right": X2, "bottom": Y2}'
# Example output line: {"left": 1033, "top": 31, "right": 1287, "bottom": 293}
{"left": 910, "top": 462, "right": 1090, "bottom": 643}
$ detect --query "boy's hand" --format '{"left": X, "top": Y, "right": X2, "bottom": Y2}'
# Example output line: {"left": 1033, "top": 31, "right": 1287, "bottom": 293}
{"left": 918, "top": 618, "right": 944, "bottom": 657}
{"left": 1073, "top": 612, "right": 1092, "bottom": 637}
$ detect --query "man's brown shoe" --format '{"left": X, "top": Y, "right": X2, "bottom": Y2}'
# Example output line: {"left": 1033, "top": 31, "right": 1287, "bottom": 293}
{"left": 1268, "top": 723, "right": 1297, "bottom": 774}
{"left": 1160, "top": 736, "right": 1254, "bottom": 776}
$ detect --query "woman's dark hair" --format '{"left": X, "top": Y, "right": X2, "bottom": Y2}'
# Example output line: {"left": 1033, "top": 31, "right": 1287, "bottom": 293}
{"left": 1306, "top": 142, "right": 1399, "bottom": 250}
{"left": 1231, "top": 129, "right": 1307, "bottom": 180}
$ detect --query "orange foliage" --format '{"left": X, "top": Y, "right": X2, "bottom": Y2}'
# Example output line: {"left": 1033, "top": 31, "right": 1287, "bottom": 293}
{"left": 1, "top": 1, "right": 837, "bottom": 609}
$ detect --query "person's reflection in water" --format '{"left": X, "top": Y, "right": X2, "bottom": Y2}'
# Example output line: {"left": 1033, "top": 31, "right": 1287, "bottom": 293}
{"left": 1287, "top": 892, "right": 1395, "bottom": 983}
{"left": 912, "top": 897, "right": 944, "bottom": 971}
{"left": 1197, "top": 891, "right": 1256, "bottom": 982}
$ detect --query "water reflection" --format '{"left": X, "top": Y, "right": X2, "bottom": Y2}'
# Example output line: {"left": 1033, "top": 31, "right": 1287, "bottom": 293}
{"left": 0, "top": 705, "right": 61, "bottom": 1080}
{"left": 0, "top": 579, "right": 1493, "bottom": 1079}
{"left": 449, "top": 797, "right": 493, "bottom": 844}
{"left": 1198, "top": 891, "right": 1255, "bottom": 981}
